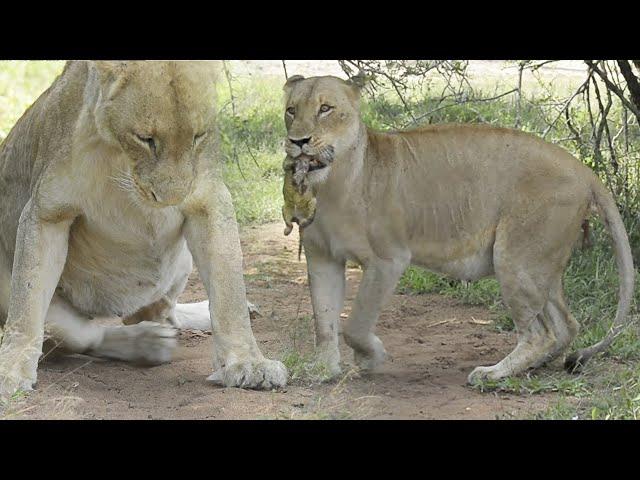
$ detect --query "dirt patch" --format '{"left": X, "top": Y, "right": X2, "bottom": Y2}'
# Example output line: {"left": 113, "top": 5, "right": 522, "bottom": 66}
{"left": 5, "top": 222, "right": 558, "bottom": 420}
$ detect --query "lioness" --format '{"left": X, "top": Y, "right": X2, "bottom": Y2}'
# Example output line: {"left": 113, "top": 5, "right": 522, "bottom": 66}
{"left": 283, "top": 74, "right": 635, "bottom": 383}
{"left": 0, "top": 61, "right": 287, "bottom": 400}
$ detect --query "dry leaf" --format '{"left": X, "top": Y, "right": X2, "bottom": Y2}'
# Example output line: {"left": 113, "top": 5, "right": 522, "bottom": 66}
{"left": 426, "top": 318, "right": 456, "bottom": 328}
{"left": 470, "top": 317, "right": 491, "bottom": 325}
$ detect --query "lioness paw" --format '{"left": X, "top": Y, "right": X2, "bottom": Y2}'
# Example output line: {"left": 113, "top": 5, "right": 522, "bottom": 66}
{"left": 348, "top": 334, "right": 387, "bottom": 372}
{"left": 0, "top": 343, "right": 41, "bottom": 403}
{"left": 0, "top": 364, "right": 36, "bottom": 404}
{"left": 206, "top": 358, "right": 288, "bottom": 390}
{"left": 128, "top": 322, "right": 177, "bottom": 365}
{"left": 354, "top": 347, "right": 387, "bottom": 371}
{"left": 315, "top": 346, "right": 342, "bottom": 379}
{"left": 467, "top": 365, "right": 504, "bottom": 385}
{"left": 95, "top": 321, "right": 177, "bottom": 366}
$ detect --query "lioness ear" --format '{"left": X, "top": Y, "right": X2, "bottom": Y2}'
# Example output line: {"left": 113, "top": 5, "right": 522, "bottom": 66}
{"left": 346, "top": 71, "right": 371, "bottom": 91}
{"left": 92, "top": 61, "right": 129, "bottom": 81}
{"left": 91, "top": 61, "right": 130, "bottom": 98}
{"left": 283, "top": 75, "right": 305, "bottom": 94}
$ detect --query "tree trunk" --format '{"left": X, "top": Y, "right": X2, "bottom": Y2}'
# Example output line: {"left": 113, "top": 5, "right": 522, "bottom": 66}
{"left": 617, "top": 60, "right": 640, "bottom": 115}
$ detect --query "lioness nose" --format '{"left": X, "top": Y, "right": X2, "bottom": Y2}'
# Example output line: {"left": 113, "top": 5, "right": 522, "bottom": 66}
{"left": 290, "top": 137, "right": 311, "bottom": 147}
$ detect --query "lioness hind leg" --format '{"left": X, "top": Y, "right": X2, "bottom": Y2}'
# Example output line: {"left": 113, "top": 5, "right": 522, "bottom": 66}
{"left": 468, "top": 204, "right": 583, "bottom": 384}
{"left": 91, "top": 322, "right": 177, "bottom": 365}
{"left": 122, "top": 297, "right": 174, "bottom": 326}
{"left": 469, "top": 282, "right": 579, "bottom": 383}
{"left": 468, "top": 272, "right": 555, "bottom": 384}
{"left": 123, "top": 246, "right": 192, "bottom": 328}
{"left": 173, "top": 301, "right": 212, "bottom": 330}
{"left": 45, "top": 295, "right": 177, "bottom": 365}
{"left": 540, "top": 280, "right": 580, "bottom": 366}
{"left": 120, "top": 247, "right": 230, "bottom": 332}
{"left": 43, "top": 296, "right": 104, "bottom": 357}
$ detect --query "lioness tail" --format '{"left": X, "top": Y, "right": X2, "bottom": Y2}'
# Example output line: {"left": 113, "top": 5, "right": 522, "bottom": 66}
{"left": 564, "top": 179, "right": 635, "bottom": 371}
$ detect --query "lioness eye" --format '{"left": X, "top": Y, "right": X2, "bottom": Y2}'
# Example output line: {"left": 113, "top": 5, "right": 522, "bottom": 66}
{"left": 319, "top": 104, "right": 333, "bottom": 114}
{"left": 194, "top": 131, "right": 207, "bottom": 147}
{"left": 286, "top": 107, "right": 295, "bottom": 116}
{"left": 136, "top": 134, "right": 156, "bottom": 154}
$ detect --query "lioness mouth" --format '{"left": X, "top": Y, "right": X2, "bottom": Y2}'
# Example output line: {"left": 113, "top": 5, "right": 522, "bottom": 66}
{"left": 308, "top": 158, "right": 328, "bottom": 172}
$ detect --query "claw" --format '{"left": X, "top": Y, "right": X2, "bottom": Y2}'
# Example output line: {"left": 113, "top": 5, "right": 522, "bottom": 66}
{"left": 206, "top": 369, "right": 224, "bottom": 384}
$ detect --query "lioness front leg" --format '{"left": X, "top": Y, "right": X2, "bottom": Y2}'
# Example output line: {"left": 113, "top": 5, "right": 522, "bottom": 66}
{"left": 182, "top": 178, "right": 287, "bottom": 390}
{"left": 344, "top": 255, "right": 409, "bottom": 371}
{"left": 305, "top": 243, "right": 345, "bottom": 377}
{"left": 0, "top": 201, "right": 74, "bottom": 400}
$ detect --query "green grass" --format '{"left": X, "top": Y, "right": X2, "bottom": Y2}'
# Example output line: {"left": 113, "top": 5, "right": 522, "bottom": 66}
{"left": 473, "top": 371, "right": 591, "bottom": 397}
{"left": 217, "top": 75, "right": 287, "bottom": 225}
{"left": 528, "top": 361, "right": 640, "bottom": 420}
{"left": 0, "top": 388, "right": 28, "bottom": 418}
{"left": 281, "top": 350, "right": 334, "bottom": 385}
{"left": 0, "top": 61, "right": 65, "bottom": 141}
{"left": 277, "top": 313, "right": 336, "bottom": 385}
{"left": 398, "top": 268, "right": 511, "bottom": 331}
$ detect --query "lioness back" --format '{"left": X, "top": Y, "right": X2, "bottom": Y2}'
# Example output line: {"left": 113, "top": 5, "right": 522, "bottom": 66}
{"left": 365, "top": 124, "right": 595, "bottom": 248}
{"left": 0, "top": 62, "right": 87, "bottom": 260}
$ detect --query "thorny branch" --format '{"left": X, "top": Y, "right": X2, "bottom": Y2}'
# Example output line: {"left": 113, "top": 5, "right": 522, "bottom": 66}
{"left": 404, "top": 88, "right": 519, "bottom": 129}
{"left": 586, "top": 60, "right": 640, "bottom": 125}
{"left": 222, "top": 61, "right": 245, "bottom": 181}
{"left": 542, "top": 75, "right": 591, "bottom": 139}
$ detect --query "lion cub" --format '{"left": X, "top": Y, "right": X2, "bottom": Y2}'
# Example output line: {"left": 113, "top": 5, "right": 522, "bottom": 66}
{"left": 282, "top": 154, "right": 318, "bottom": 236}
{"left": 281, "top": 143, "right": 335, "bottom": 237}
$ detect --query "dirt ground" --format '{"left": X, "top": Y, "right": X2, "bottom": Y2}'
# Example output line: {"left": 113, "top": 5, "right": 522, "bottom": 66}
{"left": 4, "top": 222, "right": 559, "bottom": 420}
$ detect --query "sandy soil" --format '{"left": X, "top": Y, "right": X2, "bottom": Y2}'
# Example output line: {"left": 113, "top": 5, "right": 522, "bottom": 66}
{"left": 5, "top": 222, "right": 558, "bottom": 420}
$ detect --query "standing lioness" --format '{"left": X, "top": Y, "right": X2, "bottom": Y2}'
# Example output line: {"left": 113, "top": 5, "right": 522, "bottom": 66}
{"left": 0, "top": 61, "right": 286, "bottom": 400}
{"left": 283, "top": 74, "right": 634, "bottom": 383}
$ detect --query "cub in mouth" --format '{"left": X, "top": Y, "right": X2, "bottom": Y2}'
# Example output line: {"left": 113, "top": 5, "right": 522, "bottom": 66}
{"left": 281, "top": 147, "right": 335, "bottom": 237}
{"left": 282, "top": 154, "right": 317, "bottom": 236}
{"left": 282, "top": 73, "right": 634, "bottom": 384}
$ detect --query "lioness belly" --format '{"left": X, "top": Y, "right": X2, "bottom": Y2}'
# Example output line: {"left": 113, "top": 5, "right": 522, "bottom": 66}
{"left": 58, "top": 209, "right": 188, "bottom": 318}
{"left": 413, "top": 246, "right": 494, "bottom": 281}
{"left": 409, "top": 225, "right": 497, "bottom": 281}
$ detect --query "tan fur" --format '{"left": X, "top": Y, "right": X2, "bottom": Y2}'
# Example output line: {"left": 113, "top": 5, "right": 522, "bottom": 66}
{"left": 283, "top": 75, "right": 635, "bottom": 381}
{"left": 0, "top": 61, "right": 287, "bottom": 400}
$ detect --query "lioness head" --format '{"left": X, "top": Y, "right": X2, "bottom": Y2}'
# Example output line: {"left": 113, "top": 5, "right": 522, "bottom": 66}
{"left": 92, "top": 61, "right": 218, "bottom": 206}
{"left": 283, "top": 74, "right": 367, "bottom": 184}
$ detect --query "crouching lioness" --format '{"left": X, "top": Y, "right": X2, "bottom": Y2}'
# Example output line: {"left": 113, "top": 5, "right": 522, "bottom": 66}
{"left": 0, "top": 61, "right": 287, "bottom": 400}
{"left": 283, "top": 74, "right": 634, "bottom": 384}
